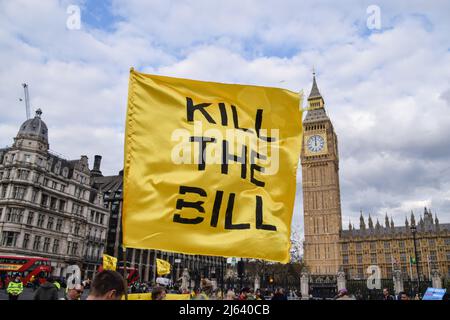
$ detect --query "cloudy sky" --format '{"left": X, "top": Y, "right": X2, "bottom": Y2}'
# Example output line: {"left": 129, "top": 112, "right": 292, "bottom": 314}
{"left": 1, "top": 0, "right": 450, "bottom": 237}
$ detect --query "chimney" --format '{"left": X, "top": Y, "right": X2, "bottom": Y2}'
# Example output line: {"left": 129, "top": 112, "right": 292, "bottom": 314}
{"left": 91, "top": 155, "right": 103, "bottom": 177}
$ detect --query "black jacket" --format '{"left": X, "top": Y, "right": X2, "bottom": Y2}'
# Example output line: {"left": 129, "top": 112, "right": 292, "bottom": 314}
{"left": 33, "top": 282, "right": 59, "bottom": 300}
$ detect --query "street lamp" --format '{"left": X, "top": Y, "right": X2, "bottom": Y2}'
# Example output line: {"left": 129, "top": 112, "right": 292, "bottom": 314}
{"left": 410, "top": 225, "right": 421, "bottom": 294}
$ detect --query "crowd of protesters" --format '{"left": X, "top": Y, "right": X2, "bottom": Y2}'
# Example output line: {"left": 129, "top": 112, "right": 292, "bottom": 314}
{"left": 2, "top": 271, "right": 446, "bottom": 300}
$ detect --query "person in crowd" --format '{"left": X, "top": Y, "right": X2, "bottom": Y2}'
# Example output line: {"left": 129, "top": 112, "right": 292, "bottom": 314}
{"left": 335, "top": 288, "right": 355, "bottom": 300}
{"left": 62, "top": 284, "right": 84, "bottom": 300}
{"left": 151, "top": 286, "right": 167, "bottom": 300}
{"left": 271, "top": 287, "right": 288, "bottom": 300}
{"left": 86, "top": 270, "right": 125, "bottom": 300}
{"left": 255, "top": 289, "right": 265, "bottom": 300}
{"left": 238, "top": 287, "right": 251, "bottom": 300}
{"left": 382, "top": 288, "right": 395, "bottom": 300}
{"left": 398, "top": 291, "right": 409, "bottom": 300}
{"left": 225, "top": 289, "right": 236, "bottom": 300}
{"left": 33, "top": 276, "right": 59, "bottom": 300}
{"left": 7, "top": 274, "right": 23, "bottom": 300}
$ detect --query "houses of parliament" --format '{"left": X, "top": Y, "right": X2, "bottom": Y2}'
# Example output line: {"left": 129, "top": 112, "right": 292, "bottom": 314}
{"left": 301, "top": 75, "right": 450, "bottom": 281}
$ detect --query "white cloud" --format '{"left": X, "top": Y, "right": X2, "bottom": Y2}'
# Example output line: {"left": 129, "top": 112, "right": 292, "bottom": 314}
{"left": 0, "top": 0, "right": 449, "bottom": 232}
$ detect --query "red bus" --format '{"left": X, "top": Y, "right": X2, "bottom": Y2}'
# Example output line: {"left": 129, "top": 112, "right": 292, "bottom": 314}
{"left": 0, "top": 255, "right": 52, "bottom": 288}
{"left": 97, "top": 265, "right": 140, "bottom": 284}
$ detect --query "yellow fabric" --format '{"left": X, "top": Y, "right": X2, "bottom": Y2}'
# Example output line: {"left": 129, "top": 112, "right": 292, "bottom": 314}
{"left": 123, "top": 69, "right": 303, "bottom": 263}
{"left": 102, "top": 254, "right": 118, "bottom": 271}
{"left": 156, "top": 259, "right": 171, "bottom": 276}
{"left": 123, "top": 293, "right": 190, "bottom": 300}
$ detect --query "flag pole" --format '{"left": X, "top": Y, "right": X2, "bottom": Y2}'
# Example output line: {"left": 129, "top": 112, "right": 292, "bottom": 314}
{"left": 221, "top": 257, "right": 224, "bottom": 300}
{"left": 123, "top": 246, "right": 128, "bottom": 300}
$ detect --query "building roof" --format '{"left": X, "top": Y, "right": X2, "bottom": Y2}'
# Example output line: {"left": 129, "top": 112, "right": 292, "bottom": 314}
{"left": 92, "top": 173, "right": 123, "bottom": 199}
{"left": 304, "top": 74, "right": 329, "bottom": 123}
{"left": 341, "top": 208, "right": 450, "bottom": 239}
{"left": 303, "top": 107, "right": 330, "bottom": 123}
{"left": 16, "top": 109, "right": 48, "bottom": 144}
{"left": 308, "top": 75, "right": 323, "bottom": 100}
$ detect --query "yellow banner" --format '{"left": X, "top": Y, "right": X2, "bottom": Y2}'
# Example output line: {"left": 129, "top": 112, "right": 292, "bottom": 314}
{"left": 102, "top": 254, "right": 117, "bottom": 271}
{"left": 124, "top": 293, "right": 190, "bottom": 300}
{"left": 123, "top": 70, "right": 303, "bottom": 263}
{"left": 156, "top": 259, "right": 171, "bottom": 276}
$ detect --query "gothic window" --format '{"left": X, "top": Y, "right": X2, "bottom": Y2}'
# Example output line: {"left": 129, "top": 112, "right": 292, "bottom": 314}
{"left": 56, "top": 219, "right": 63, "bottom": 231}
{"left": 0, "top": 184, "right": 7, "bottom": 198}
{"left": 37, "top": 214, "right": 45, "bottom": 228}
{"left": 40, "top": 194, "right": 49, "bottom": 207}
{"left": 384, "top": 241, "right": 390, "bottom": 250}
{"left": 52, "top": 239, "right": 59, "bottom": 254}
{"left": 428, "top": 239, "right": 436, "bottom": 247}
{"left": 26, "top": 212, "right": 34, "bottom": 225}
{"left": 33, "top": 235, "right": 41, "bottom": 251}
{"left": 371, "top": 254, "right": 377, "bottom": 264}
{"left": 370, "top": 242, "right": 377, "bottom": 251}
{"left": 47, "top": 217, "right": 54, "bottom": 229}
{"left": 385, "top": 253, "right": 392, "bottom": 263}
{"left": 72, "top": 243, "right": 78, "bottom": 256}
{"left": 23, "top": 233, "right": 30, "bottom": 249}
{"left": 43, "top": 237, "right": 51, "bottom": 252}
{"left": 1, "top": 231, "right": 19, "bottom": 247}
{"left": 12, "top": 186, "right": 26, "bottom": 200}
{"left": 59, "top": 200, "right": 66, "bottom": 212}
{"left": 343, "top": 254, "right": 349, "bottom": 264}
{"left": 356, "top": 243, "right": 362, "bottom": 252}
{"left": 357, "top": 254, "right": 363, "bottom": 264}
{"left": 50, "top": 197, "right": 57, "bottom": 210}
{"left": 31, "top": 188, "right": 39, "bottom": 203}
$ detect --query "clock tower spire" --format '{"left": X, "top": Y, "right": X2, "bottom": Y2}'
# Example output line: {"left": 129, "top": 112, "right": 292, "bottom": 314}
{"left": 301, "top": 72, "right": 342, "bottom": 275}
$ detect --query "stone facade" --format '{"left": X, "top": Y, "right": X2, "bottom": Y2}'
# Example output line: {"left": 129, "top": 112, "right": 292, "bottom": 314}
{"left": 340, "top": 209, "right": 450, "bottom": 280}
{"left": 301, "top": 76, "right": 450, "bottom": 281}
{"left": 0, "top": 110, "right": 109, "bottom": 279}
{"left": 301, "top": 75, "right": 342, "bottom": 275}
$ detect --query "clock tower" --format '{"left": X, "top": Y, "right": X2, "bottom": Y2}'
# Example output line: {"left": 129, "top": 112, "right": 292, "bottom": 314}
{"left": 301, "top": 73, "right": 342, "bottom": 275}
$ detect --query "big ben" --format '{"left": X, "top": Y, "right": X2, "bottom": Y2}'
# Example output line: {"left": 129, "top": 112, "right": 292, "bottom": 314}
{"left": 301, "top": 73, "right": 342, "bottom": 275}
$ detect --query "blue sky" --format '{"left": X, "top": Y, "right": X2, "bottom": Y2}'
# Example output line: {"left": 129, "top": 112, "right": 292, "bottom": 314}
{"left": 1, "top": 0, "right": 450, "bottom": 237}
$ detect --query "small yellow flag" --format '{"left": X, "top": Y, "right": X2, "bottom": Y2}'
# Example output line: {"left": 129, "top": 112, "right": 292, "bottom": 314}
{"left": 123, "top": 70, "right": 303, "bottom": 263}
{"left": 156, "top": 259, "right": 171, "bottom": 276}
{"left": 102, "top": 254, "right": 117, "bottom": 271}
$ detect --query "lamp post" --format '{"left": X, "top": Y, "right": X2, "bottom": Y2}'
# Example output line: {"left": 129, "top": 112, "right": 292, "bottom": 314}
{"left": 410, "top": 225, "right": 420, "bottom": 294}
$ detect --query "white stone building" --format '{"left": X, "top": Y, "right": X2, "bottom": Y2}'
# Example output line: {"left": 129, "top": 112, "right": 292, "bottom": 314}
{"left": 0, "top": 109, "right": 109, "bottom": 279}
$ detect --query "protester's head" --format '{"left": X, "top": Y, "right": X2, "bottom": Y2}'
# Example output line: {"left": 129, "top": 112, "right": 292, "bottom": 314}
{"left": 383, "top": 288, "right": 390, "bottom": 296}
{"left": 152, "top": 286, "right": 166, "bottom": 300}
{"left": 398, "top": 292, "right": 409, "bottom": 300}
{"left": 240, "top": 287, "right": 250, "bottom": 299}
{"left": 87, "top": 271, "right": 125, "bottom": 300}
{"left": 67, "top": 284, "right": 84, "bottom": 300}
{"left": 338, "top": 288, "right": 348, "bottom": 297}
{"left": 46, "top": 276, "right": 54, "bottom": 283}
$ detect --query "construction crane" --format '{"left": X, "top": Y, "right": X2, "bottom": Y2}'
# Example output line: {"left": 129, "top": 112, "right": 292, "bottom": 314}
{"left": 21, "top": 83, "right": 31, "bottom": 120}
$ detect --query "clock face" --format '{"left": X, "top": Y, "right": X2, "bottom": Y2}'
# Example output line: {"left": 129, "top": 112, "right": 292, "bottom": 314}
{"left": 307, "top": 135, "right": 325, "bottom": 152}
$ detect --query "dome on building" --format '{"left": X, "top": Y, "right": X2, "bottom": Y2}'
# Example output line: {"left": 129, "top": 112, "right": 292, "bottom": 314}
{"left": 16, "top": 109, "right": 48, "bottom": 144}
